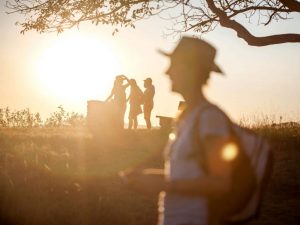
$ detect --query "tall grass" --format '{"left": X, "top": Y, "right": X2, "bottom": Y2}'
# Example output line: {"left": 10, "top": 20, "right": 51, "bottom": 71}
{"left": 0, "top": 128, "right": 166, "bottom": 225}
{"left": 0, "top": 107, "right": 299, "bottom": 225}
{"left": 0, "top": 127, "right": 299, "bottom": 225}
{"left": 0, "top": 106, "right": 85, "bottom": 128}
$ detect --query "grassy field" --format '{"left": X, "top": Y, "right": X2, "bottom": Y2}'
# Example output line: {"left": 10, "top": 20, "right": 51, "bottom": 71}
{"left": 0, "top": 126, "right": 299, "bottom": 225}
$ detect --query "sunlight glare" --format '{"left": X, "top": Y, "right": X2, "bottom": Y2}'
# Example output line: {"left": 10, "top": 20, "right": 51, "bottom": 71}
{"left": 221, "top": 142, "right": 238, "bottom": 162}
{"left": 169, "top": 132, "right": 176, "bottom": 141}
{"left": 36, "top": 35, "right": 120, "bottom": 102}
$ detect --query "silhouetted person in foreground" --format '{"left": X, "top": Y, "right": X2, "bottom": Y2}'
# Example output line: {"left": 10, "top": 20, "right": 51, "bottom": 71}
{"left": 127, "top": 79, "right": 143, "bottom": 129}
{"left": 120, "top": 37, "right": 236, "bottom": 225}
{"left": 143, "top": 78, "right": 155, "bottom": 129}
{"left": 105, "top": 75, "right": 129, "bottom": 129}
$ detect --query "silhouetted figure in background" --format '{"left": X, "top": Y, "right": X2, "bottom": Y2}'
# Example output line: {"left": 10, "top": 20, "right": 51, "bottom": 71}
{"left": 105, "top": 75, "right": 129, "bottom": 129}
{"left": 143, "top": 78, "right": 155, "bottom": 129}
{"left": 127, "top": 79, "right": 143, "bottom": 129}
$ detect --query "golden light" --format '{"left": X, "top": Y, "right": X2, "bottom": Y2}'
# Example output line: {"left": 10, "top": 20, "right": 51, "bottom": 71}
{"left": 36, "top": 35, "right": 121, "bottom": 102}
{"left": 221, "top": 142, "right": 239, "bottom": 162}
{"left": 169, "top": 132, "right": 176, "bottom": 141}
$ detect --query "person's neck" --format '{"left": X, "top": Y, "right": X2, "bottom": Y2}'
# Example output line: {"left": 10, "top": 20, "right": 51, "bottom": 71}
{"left": 183, "top": 90, "right": 205, "bottom": 109}
{"left": 176, "top": 90, "right": 205, "bottom": 122}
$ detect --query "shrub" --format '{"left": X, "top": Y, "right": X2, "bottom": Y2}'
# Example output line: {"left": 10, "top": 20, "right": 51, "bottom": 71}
{"left": 0, "top": 106, "right": 85, "bottom": 128}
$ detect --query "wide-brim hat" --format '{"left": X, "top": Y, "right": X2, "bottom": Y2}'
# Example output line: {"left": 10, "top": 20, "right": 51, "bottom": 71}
{"left": 158, "top": 36, "right": 223, "bottom": 74}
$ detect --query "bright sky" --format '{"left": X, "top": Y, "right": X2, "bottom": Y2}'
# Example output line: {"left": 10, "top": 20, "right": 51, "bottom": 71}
{"left": 1, "top": 3, "right": 300, "bottom": 126}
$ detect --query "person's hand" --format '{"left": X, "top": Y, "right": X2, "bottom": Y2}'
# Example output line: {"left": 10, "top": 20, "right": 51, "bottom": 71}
{"left": 119, "top": 168, "right": 165, "bottom": 195}
{"left": 120, "top": 75, "right": 129, "bottom": 80}
{"left": 119, "top": 167, "right": 142, "bottom": 184}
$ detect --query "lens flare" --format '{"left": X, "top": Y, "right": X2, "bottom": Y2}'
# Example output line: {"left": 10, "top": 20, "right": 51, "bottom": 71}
{"left": 222, "top": 142, "right": 238, "bottom": 161}
{"left": 169, "top": 132, "right": 176, "bottom": 141}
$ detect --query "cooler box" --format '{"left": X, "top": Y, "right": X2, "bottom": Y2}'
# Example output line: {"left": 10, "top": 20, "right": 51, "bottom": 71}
{"left": 87, "top": 100, "right": 119, "bottom": 131}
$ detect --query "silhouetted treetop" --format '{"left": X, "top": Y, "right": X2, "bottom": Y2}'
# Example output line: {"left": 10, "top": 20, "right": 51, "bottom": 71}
{"left": 6, "top": 0, "right": 300, "bottom": 46}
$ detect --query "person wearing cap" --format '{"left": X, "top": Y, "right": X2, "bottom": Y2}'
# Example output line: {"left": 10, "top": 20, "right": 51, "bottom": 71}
{"left": 120, "top": 37, "right": 233, "bottom": 225}
{"left": 143, "top": 77, "right": 155, "bottom": 129}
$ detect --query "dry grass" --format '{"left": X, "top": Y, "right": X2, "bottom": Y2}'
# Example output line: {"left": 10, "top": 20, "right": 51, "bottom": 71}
{"left": 0, "top": 126, "right": 299, "bottom": 225}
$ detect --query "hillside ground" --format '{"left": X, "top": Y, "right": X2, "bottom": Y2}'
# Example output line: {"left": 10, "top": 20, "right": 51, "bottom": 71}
{"left": 0, "top": 127, "right": 299, "bottom": 225}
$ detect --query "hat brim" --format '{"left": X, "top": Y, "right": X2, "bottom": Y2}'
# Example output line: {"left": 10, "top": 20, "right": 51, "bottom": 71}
{"left": 157, "top": 49, "right": 171, "bottom": 57}
{"left": 158, "top": 49, "right": 224, "bottom": 75}
{"left": 212, "top": 64, "right": 223, "bottom": 74}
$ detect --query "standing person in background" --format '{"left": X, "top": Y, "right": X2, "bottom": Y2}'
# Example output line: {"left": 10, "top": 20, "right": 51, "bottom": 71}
{"left": 105, "top": 75, "right": 129, "bottom": 129}
{"left": 143, "top": 78, "right": 155, "bottom": 129}
{"left": 120, "top": 37, "right": 237, "bottom": 225}
{"left": 127, "top": 79, "right": 143, "bottom": 129}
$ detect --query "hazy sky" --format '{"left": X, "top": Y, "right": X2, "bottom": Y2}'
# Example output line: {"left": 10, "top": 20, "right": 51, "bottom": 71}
{"left": 1, "top": 3, "right": 300, "bottom": 126}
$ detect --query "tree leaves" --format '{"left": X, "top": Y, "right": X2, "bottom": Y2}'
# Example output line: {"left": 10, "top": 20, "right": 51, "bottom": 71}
{"left": 5, "top": 0, "right": 300, "bottom": 45}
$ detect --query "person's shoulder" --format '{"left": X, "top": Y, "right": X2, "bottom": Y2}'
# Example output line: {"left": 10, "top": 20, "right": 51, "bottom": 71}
{"left": 201, "top": 104, "right": 227, "bottom": 121}
{"left": 197, "top": 102, "right": 230, "bottom": 138}
{"left": 151, "top": 85, "right": 155, "bottom": 92}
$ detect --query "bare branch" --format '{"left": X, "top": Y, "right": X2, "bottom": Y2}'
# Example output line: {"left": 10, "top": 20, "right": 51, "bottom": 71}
{"left": 5, "top": 0, "right": 300, "bottom": 46}
{"left": 206, "top": 0, "right": 300, "bottom": 46}
{"left": 279, "top": 0, "right": 300, "bottom": 12}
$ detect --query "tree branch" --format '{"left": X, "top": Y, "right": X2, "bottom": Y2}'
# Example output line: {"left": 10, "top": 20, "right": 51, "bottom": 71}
{"left": 278, "top": 0, "right": 300, "bottom": 12}
{"left": 229, "top": 6, "right": 291, "bottom": 18}
{"left": 206, "top": 0, "right": 300, "bottom": 46}
{"left": 5, "top": 0, "right": 300, "bottom": 46}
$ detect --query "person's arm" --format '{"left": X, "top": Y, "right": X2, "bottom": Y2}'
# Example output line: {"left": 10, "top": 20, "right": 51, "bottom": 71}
{"left": 105, "top": 86, "right": 115, "bottom": 101}
{"left": 168, "top": 136, "right": 233, "bottom": 196}
{"left": 151, "top": 86, "right": 155, "bottom": 99}
{"left": 120, "top": 168, "right": 167, "bottom": 194}
{"left": 138, "top": 87, "right": 144, "bottom": 102}
{"left": 121, "top": 75, "right": 130, "bottom": 88}
{"left": 121, "top": 75, "right": 129, "bottom": 82}
{"left": 142, "top": 89, "right": 148, "bottom": 102}
{"left": 121, "top": 136, "right": 233, "bottom": 196}
{"left": 126, "top": 92, "right": 130, "bottom": 102}
{"left": 171, "top": 108, "right": 234, "bottom": 196}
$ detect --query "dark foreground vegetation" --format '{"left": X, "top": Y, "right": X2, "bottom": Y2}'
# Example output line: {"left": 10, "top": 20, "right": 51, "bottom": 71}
{"left": 0, "top": 126, "right": 299, "bottom": 225}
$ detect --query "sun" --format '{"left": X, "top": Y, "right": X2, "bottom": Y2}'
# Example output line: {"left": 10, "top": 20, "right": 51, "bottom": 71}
{"left": 36, "top": 35, "right": 120, "bottom": 102}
